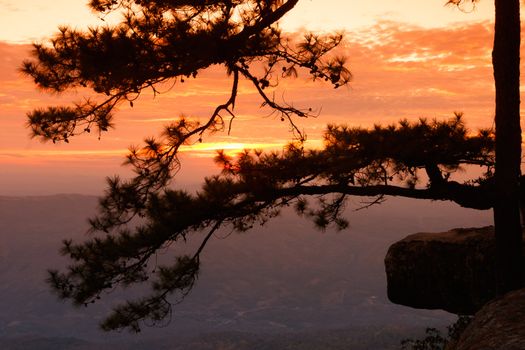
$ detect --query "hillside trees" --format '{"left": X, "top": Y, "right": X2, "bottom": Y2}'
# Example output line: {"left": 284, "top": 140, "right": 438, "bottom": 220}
{"left": 23, "top": 0, "right": 522, "bottom": 332}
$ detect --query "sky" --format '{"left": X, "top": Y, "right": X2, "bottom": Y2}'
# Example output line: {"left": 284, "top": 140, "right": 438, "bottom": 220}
{"left": 0, "top": 0, "right": 511, "bottom": 195}
{"left": 0, "top": 0, "right": 493, "bottom": 42}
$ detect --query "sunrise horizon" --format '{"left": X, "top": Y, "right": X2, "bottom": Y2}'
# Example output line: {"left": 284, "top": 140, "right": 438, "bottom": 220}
{"left": 0, "top": 1, "right": 511, "bottom": 195}
{"left": 0, "top": 0, "right": 516, "bottom": 194}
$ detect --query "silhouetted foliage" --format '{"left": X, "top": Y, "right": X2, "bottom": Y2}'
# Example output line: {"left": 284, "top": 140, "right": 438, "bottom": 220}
{"left": 24, "top": 0, "right": 350, "bottom": 332}
{"left": 46, "top": 115, "right": 496, "bottom": 332}
{"left": 23, "top": 0, "right": 349, "bottom": 144}
{"left": 401, "top": 315, "right": 472, "bottom": 350}
{"left": 26, "top": 0, "right": 521, "bottom": 332}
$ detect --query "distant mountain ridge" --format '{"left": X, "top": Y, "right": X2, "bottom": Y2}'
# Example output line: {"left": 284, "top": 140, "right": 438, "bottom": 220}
{"left": 0, "top": 194, "right": 492, "bottom": 348}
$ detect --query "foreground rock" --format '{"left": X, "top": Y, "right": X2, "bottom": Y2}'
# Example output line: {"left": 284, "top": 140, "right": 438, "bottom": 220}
{"left": 385, "top": 226, "right": 502, "bottom": 314}
{"left": 452, "top": 288, "right": 525, "bottom": 350}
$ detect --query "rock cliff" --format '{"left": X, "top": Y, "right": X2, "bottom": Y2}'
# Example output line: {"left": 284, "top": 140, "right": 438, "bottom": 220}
{"left": 385, "top": 226, "right": 500, "bottom": 314}
{"left": 452, "top": 288, "right": 525, "bottom": 350}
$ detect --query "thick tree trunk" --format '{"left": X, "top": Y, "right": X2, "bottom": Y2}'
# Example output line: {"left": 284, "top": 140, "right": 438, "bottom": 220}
{"left": 493, "top": 0, "right": 523, "bottom": 294}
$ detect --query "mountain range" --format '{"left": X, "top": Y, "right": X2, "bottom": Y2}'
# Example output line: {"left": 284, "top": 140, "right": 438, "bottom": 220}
{"left": 0, "top": 194, "right": 492, "bottom": 349}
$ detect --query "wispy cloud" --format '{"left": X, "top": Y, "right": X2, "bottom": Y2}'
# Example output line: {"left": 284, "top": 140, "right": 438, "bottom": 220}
{"left": 0, "top": 1, "right": 21, "bottom": 12}
{"left": 2, "top": 19, "right": 516, "bottom": 193}
{"left": 0, "top": 21, "right": 512, "bottom": 167}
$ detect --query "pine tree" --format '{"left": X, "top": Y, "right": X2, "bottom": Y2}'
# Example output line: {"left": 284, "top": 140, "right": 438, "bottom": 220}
{"left": 23, "top": 0, "right": 523, "bottom": 332}
{"left": 23, "top": 0, "right": 350, "bottom": 332}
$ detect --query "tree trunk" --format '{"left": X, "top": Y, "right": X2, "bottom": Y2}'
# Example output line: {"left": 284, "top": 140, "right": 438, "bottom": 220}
{"left": 493, "top": 0, "right": 523, "bottom": 294}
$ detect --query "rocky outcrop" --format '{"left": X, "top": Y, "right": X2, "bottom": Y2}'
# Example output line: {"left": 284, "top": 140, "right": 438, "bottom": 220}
{"left": 452, "top": 288, "right": 525, "bottom": 350}
{"left": 385, "top": 226, "right": 502, "bottom": 314}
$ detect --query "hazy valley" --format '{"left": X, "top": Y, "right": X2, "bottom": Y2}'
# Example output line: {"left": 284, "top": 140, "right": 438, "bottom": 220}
{"left": 0, "top": 194, "right": 492, "bottom": 349}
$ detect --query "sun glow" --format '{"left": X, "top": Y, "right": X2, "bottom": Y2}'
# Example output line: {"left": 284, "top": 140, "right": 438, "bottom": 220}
{"left": 0, "top": 142, "right": 291, "bottom": 162}
{"left": 0, "top": 1, "right": 507, "bottom": 195}
{"left": 180, "top": 141, "right": 287, "bottom": 157}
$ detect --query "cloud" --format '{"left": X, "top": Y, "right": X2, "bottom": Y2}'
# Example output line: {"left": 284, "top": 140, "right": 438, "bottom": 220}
{"left": 0, "top": 21, "right": 513, "bottom": 163}
{"left": 0, "top": 1, "right": 21, "bottom": 12}
{"left": 3, "top": 19, "right": 519, "bottom": 194}
{"left": 330, "top": 21, "right": 495, "bottom": 123}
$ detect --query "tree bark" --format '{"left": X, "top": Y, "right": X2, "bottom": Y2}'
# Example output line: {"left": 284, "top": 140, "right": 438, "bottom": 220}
{"left": 493, "top": 0, "right": 523, "bottom": 294}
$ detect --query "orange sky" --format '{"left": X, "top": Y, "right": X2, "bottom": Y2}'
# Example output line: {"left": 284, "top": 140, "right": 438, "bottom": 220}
{"left": 0, "top": 1, "right": 516, "bottom": 195}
